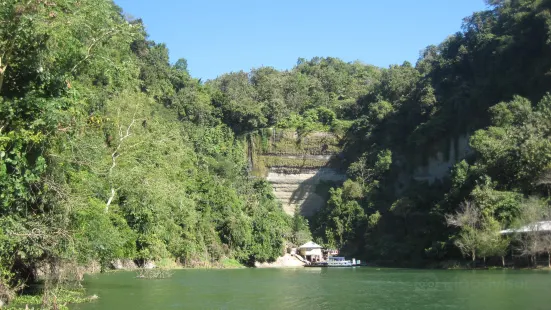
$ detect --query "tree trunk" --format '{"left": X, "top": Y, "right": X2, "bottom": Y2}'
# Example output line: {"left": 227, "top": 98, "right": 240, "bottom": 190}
{"left": 502, "top": 256, "right": 505, "bottom": 268}
{"left": 472, "top": 251, "right": 476, "bottom": 269}
{"left": 548, "top": 251, "right": 550, "bottom": 268}
{"left": 105, "top": 118, "right": 137, "bottom": 212}
{"left": 0, "top": 67, "right": 5, "bottom": 94}
{"left": 0, "top": 34, "right": 15, "bottom": 95}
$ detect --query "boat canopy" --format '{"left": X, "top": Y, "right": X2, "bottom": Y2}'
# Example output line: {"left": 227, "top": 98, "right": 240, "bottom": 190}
{"left": 328, "top": 257, "right": 346, "bottom": 261}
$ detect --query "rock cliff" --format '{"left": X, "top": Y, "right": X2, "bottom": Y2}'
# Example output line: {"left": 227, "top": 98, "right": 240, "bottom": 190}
{"left": 249, "top": 129, "right": 346, "bottom": 216}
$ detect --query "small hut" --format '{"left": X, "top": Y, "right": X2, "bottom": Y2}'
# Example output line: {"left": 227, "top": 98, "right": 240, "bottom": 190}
{"left": 501, "top": 221, "right": 551, "bottom": 266}
{"left": 298, "top": 241, "right": 323, "bottom": 262}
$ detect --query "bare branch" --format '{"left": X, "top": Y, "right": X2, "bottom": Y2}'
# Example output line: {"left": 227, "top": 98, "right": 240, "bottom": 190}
{"left": 446, "top": 201, "right": 480, "bottom": 229}
{"left": 105, "top": 187, "right": 115, "bottom": 212}
{"left": 105, "top": 113, "right": 137, "bottom": 212}
{"left": 70, "top": 25, "right": 126, "bottom": 74}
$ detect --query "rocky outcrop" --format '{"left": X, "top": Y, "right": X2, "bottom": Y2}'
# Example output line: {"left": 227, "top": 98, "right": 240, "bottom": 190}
{"left": 412, "top": 134, "right": 472, "bottom": 184}
{"left": 268, "top": 167, "right": 346, "bottom": 216}
{"left": 394, "top": 134, "right": 473, "bottom": 195}
{"left": 111, "top": 259, "right": 138, "bottom": 270}
{"left": 250, "top": 129, "right": 347, "bottom": 217}
{"left": 252, "top": 130, "right": 472, "bottom": 216}
{"left": 143, "top": 260, "right": 157, "bottom": 269}
{"left": 35, "top": 260, "right": 101, "bottom": 279}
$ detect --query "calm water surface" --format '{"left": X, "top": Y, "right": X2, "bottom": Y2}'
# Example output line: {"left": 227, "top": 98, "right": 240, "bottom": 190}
{"left": 74, "top": 268, "right": 551, "bottom": 310}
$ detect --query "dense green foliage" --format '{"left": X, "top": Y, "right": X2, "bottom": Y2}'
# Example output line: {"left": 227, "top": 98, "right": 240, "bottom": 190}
{"left": 207, "top": 0, "right": 551, "bottom": 267}
{"left": 308, "top": 0, "right": 551, "bottom": 266}
{"left": 208, "top": 58, "right": 379, "bottom": 134}
{"left": 0, "top": 0, "right": 300, "bottom": 296}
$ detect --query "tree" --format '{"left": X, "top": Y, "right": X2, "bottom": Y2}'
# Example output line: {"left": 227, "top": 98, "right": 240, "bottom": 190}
{"left": 290, "top": 212, "right": 312, "bottom": 247}
{"left": 209, "top": 72, "right": 267, "bottom": 133}
{"left": 538, "top": 232, "right": 551, "bottom": 268}
{"left": 447, "top": 191, "right": 515, "bottom": 267}
{"left": 347, "top": 149, "right": 392, "bottom": 187}
{"left": 174, "top": 58, "right": 189, "bottom": 73}
{"left": 315, "top": 187, "right": 365, "bottom": 250}
{"left": 514, "top": 198, "right": 551, "bottom": 267}
{"left": 477, "top": 219, "right": 510, "bottom": 267}
{"left": 446, "top": 201, "right": 483, "bottom": 265}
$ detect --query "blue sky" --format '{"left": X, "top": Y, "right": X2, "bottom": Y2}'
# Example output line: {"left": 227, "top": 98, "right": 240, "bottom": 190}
{"left": 114, "top": 0, "right": 488, "bottom": 80}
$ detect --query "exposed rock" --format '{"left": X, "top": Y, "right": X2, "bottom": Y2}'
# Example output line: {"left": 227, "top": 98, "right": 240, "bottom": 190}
{"left": 251, "top": 130, "right": 346, "bottom": 217}
{"left": 35, "top": 260, "right": 101, "bottom": 279}
{"left": 111, "top": 259, "right": 138, "bottom": 270}
{"left": 267, "top": 167, "right": 346, "bottom": 216}
{"left": 408, "top": 134, "right": 472, "bottom": 185}
{"left": 143, "top": 260, "right": 156, "bottom": 269}
{"left": 81, "top": 260, "right": 102, "bottom": 274}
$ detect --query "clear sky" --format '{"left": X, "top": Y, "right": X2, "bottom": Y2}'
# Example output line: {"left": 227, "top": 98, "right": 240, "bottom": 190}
{"left": 114, "top": 0, "right": 488, "bottom": 80}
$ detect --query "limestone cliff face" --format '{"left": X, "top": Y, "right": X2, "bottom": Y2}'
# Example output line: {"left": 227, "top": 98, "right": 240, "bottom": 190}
{"left": 412, "top": 134, "right": 472, "bottom": 184}
{"left": 395, "top": 134, "right": 473, "bottom": 193}
{"left": 268, "top": 166, "right": 346, "bottom": 216}
{"left": 250, "top": 130, "right": 471, "bottom": 216}
{"left": 249, "top": 129, "right": 346, "bottom": 217}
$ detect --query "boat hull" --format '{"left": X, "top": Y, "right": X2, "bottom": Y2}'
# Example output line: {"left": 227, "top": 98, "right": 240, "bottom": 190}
{"left": 304, "top": 263, "right": 361, "bottom": 267}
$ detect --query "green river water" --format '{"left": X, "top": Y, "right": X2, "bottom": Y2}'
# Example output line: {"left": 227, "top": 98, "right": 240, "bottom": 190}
{"left": 73, "top": 267, "right": 551, "bottom": 310}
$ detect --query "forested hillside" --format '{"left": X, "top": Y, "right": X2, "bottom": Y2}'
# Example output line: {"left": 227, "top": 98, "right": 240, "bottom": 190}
{"left": 3, "top": 0, "right": 551, "bottom": 299}
{"left": 311, "top": 0, "right": 551, "bottom": 266}
{"left": 0, "top": 0, "right": 309, "bottom": 295}
{"left": 207, "top": 0, "right": 551, "bottom": 267}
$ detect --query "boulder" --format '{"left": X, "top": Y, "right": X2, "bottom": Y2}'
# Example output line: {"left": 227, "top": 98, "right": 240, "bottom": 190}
{"left": 111, "top": 259, "right": 138, "bottom": 270}
{"left": 143, "top": 260, "right": 156, "bottom": 269}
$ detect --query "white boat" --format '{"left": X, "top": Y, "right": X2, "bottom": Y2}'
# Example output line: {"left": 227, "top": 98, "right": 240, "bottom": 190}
{"left": 326, "top": 257, "right": 360, "bottom": 267}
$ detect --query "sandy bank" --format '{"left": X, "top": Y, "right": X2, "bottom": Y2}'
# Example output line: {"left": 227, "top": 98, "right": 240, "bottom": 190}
{"left": 255, "top": 254, "right": 306, "bottom": 268}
